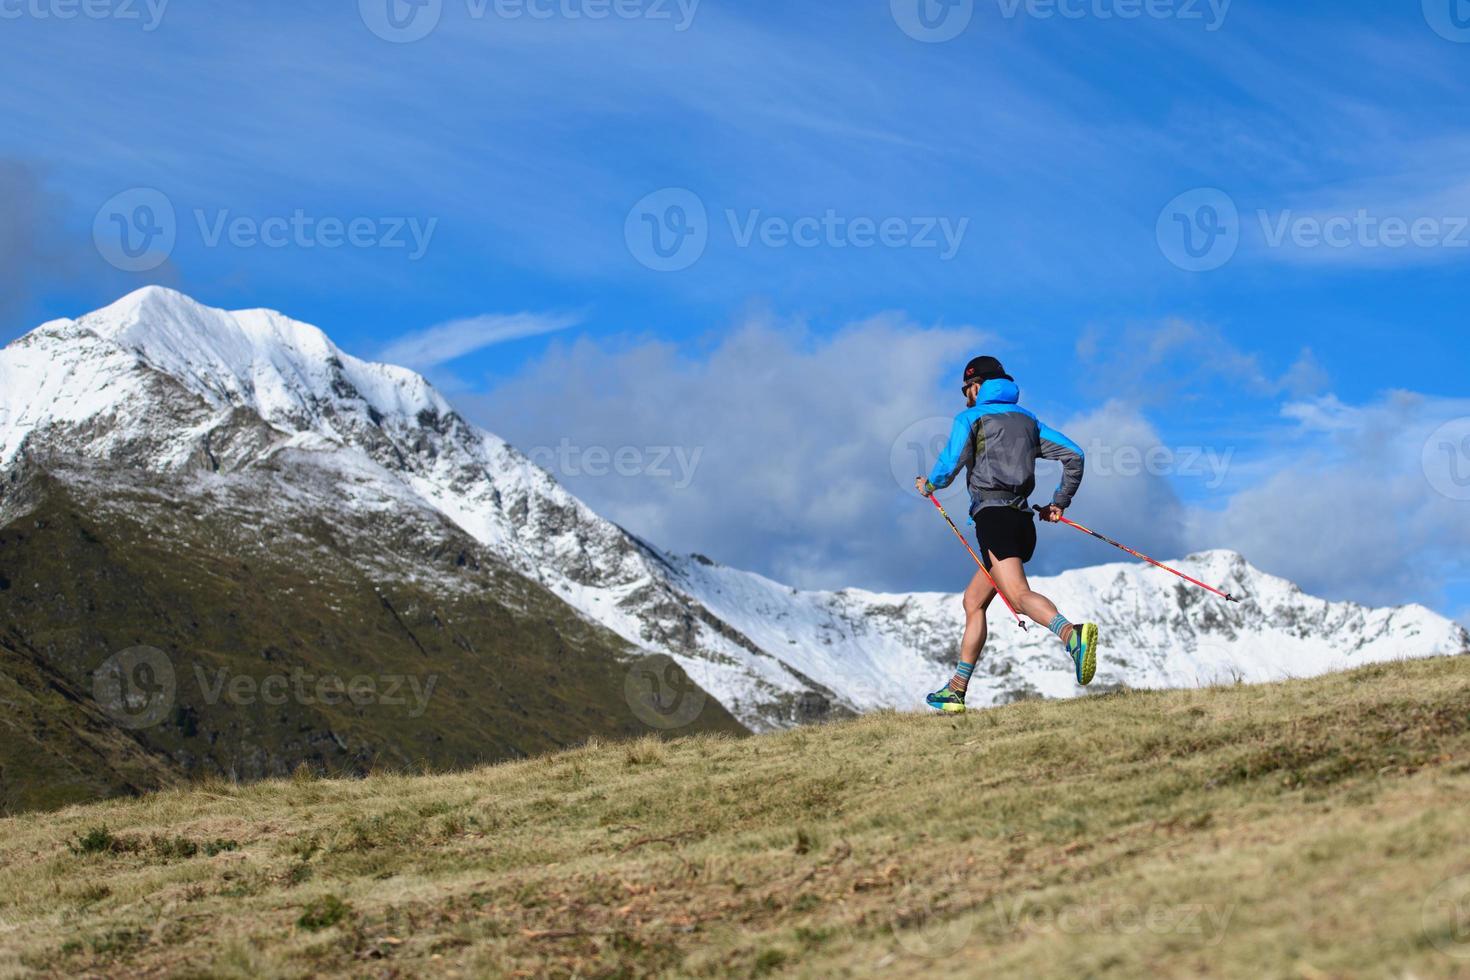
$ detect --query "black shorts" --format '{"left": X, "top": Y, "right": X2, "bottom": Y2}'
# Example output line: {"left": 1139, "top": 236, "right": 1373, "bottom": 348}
{"left": 974, "top": 506, "right": 1037, "bottom": 569}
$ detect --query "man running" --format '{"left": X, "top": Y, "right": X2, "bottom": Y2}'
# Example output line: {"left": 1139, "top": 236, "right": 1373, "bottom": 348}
{"left": 916, "top": 356, "right": 1099, "bottom": 713}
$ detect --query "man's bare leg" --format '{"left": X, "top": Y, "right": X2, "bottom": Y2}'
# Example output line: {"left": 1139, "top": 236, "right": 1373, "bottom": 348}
{"left": 987, "top": 553, "right": 1098, "bottom": 684}
{"left": 959, "top": 568, "right": 996, "bottom": 672}
{"left": 986, "top": 556, "right": 1064, "bottom": 636}
{"left": 928, "top": 569, "right": 996, "bottom": 711}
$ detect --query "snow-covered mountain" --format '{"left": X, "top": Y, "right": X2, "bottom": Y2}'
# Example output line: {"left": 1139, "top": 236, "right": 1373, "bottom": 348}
{"left": 3, "top": 287, "right": 1465, "bottom": 730}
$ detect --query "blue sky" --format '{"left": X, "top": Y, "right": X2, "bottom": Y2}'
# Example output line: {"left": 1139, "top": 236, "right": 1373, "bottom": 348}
{"left": 3, "top": 0, "right": 1468, "bottom": 623}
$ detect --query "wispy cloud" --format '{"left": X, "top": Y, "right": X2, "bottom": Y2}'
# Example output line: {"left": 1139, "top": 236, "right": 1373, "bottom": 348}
{"left": 459, "top": 311, "right": 991, "bottom": 591}
{"left": 379, "top": 312, "right": 581, "bottom": 371}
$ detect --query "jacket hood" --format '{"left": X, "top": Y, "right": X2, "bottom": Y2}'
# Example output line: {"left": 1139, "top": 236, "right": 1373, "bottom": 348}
{"left": 977, "top": 378, "right": 1020, "bottom": 405}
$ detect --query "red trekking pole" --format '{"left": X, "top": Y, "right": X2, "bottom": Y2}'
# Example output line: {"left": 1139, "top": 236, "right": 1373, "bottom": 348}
{"left": 926, "top": 493, "right": 1029, "bottom": 631}
{"left": 1033, "top": 506, "right": 1240, "bottom": 603}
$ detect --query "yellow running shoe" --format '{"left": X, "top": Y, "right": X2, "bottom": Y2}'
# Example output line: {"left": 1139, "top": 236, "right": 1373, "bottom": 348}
{"left": 1067, "top": 623, "right": 1099, "bottom": 685}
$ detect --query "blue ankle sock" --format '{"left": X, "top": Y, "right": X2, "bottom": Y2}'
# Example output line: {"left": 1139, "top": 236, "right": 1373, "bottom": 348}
{"left": 951, "top": 661, "right": 974, "bottom": 692}
{"left": 1048, "top": 615, "right": 1072, "bottom": 641}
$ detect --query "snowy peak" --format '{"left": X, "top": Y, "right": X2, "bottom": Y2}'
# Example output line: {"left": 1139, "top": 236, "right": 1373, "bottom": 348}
{"left": 76, "top": 286, "right": 450, "bottom": 434}
{"left": 2, "top": 288, "right": 1465, "bottom": 733}
{"left": 0, "top": 287, "right": 476, "bottom": 474}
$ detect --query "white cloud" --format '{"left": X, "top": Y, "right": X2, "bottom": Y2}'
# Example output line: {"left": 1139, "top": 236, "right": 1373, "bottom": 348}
{"left": 379, "top": 312, "right": 580, "bottom": 372}
{"left": 462, "top": 312, "right": 991, "bottom": 591}
{"left": 458, "top": 314, "right": 1470, "bottom": 619}
{"left": 1076, "top": 319, "right": 1327, "bottom": 403}
{"left": 1193, "top": 392, "right": 1470, "bottom": 608}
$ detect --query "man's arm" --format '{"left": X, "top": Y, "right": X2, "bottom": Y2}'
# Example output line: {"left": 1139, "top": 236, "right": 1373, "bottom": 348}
{"left": 1037, "top": 422, "right": 1085, "bottom": 509}
{"left": 922, "top": 412, "right": 977, "bottom": 493}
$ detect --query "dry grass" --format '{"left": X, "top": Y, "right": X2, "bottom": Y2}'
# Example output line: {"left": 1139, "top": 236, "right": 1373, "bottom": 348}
{"left": 3, "top": 656, "right": 1470, "bottom": 978}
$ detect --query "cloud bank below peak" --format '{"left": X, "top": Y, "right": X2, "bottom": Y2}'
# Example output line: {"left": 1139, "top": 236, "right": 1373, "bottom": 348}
{"left": 456, "top": 313, "right": 1470, "bottom": 622}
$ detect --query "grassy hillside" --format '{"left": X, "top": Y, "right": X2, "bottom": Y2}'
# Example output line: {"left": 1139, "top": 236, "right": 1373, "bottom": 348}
{"left": 0, "top": 464, "right": 745, "bottom": 814}
{"left": 3, "top": 656, "right": 1469, "bottom": 978}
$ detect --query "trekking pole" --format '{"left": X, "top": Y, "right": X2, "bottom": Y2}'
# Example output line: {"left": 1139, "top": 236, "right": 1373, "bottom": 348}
{"left": 925, "top": 492, "right": 1029, "bottom": 631}
{"left": 1033, "top": 506, "right": 1240, "bottom": 603}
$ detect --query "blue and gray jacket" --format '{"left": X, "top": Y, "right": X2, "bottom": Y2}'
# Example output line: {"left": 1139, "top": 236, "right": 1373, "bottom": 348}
{"left": 926, "top": 378, "right": 1085, "bottom": 515}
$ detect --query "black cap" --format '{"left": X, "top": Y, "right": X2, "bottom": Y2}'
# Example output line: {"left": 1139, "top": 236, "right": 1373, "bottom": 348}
{"left": 962, "top": 356, "right": 1012, "bottom": 391}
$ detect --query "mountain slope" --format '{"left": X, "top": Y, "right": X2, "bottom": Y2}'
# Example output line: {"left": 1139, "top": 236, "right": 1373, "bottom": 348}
{"left": 669, "top": 547, "right": 1467, "bottom": 708}
{"left": 3, "top": 657, "right": 1470, "bottom": 978}
{"left": 1, "top": 287, "right": 1464, "bottom": 745}
{"left": 0, "top": 448, "right": 745, "bottom": 813}
{"left": 0, "top": 633, "right": 183, "bottom": 815}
